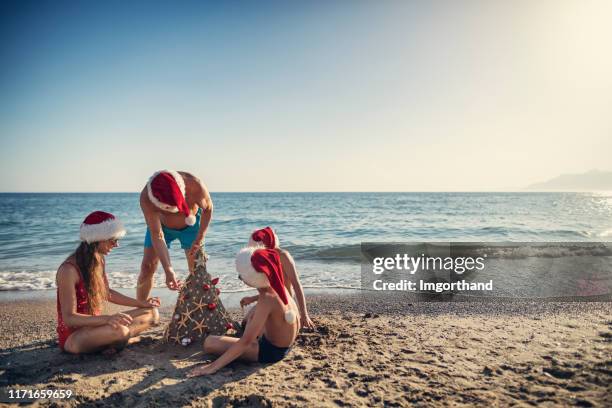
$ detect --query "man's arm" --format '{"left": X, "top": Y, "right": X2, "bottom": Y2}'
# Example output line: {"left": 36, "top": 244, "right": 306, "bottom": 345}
{"left": 141, "top": 191, "right": 182, "bottom": 290}
{"left": 189, "top": 184, "right": 213, "bottom": 257}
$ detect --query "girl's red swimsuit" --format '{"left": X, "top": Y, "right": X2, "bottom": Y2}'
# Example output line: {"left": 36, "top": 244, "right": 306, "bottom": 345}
{"left": 56, "top": 261, "right": 101, "bottom": 350}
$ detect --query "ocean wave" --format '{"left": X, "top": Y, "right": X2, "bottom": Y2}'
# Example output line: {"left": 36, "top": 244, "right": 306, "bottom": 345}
{"left": 360, "top": 242, "right": 612, "bottom": 261}
{"left": 0, "top": 270, "right": 211, "bottom": 292}
{"left": 0, "top": 271, "right": 57, "bottom": 291}
{"left": 0, "top": 270, "right": 362, "bottom": 292}
{"left": 247, "top": 242, "right": 612, "bottom": 262}
{"left": 0, "top": 220, "right": 21, "bottom": 227}
{"left": 286, "top": 244, "right": 362, "bottom": 263}
{"left": 477, "top": 243, "right": 612, "bottom": 259}
{"left": 289, "top": 242, "right": 612, "bottom": 263}
{"left": 213, "top": 217, "right": 260, "bottom": 226}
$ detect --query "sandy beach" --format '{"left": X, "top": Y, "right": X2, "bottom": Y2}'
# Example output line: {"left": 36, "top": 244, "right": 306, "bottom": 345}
{"left": 1, "top": 294, "right": 610, "bottom": 407}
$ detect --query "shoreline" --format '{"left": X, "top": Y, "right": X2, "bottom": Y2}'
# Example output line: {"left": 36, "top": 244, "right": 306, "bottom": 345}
{"left": 1, "top": 287, "right": 609, "bottom": 307}
{"left": 1, "top": 293, "right": 611, "bottom": 406}
{"left": 0, "top": 288, "right": 363, "bottom": 311}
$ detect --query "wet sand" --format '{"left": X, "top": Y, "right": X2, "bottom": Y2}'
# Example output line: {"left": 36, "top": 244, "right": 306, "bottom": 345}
{"left": 1, "top": 294, "right": 610, "bottom": 407}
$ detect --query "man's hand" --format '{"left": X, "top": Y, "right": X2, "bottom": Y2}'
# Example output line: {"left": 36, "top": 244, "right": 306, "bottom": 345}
{"left": 187, "top": 363, "right": 217, "bottom": 377}
{"left": 165, "top": 268, "right": 183, "bottom": 291}
{"left": 106, "top": 313, "right": 133, "bottom": 329}
{"left": 188, "top": 239, "right": 204, "bottom": 258}
{"left": 140, "top": 297, "right": 161, "bottom": 308}
{"left": 240, "top": 295, "right": 258, "bottom": 308}
{"left": 301, "top": 314, "right": 315, "bottom": 329}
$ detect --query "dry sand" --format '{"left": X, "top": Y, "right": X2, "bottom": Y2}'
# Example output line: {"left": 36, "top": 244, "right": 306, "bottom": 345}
{"left": 1, "top": 294, "right": 610, "bottom": 407}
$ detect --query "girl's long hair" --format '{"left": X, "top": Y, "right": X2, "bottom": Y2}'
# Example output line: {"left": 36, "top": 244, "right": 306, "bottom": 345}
{"left": 74, "top": 241, "right": 108, "bottom": 314}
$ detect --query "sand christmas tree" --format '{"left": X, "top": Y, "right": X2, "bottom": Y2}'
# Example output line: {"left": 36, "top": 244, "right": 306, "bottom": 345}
{"left": 165, "top": 248, "right": 237, "bottom": 346}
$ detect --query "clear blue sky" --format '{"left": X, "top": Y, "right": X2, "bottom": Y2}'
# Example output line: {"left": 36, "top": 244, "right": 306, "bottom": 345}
{"left": 1, "top": 0, "right": 610, "bottom": 192}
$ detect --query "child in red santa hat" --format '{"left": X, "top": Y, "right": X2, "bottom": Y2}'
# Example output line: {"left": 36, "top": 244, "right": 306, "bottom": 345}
{"left": 187, "top": 247, "right": 300, "bottom": 376}
{"left": 240, "top": 227, "right": 314, "bottom": 328}
{"left": 56, "top": 211, "right": 160, "bottom": 354}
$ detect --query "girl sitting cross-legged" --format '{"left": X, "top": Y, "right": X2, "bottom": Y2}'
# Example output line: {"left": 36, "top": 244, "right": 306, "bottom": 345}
{"left": 56, "top": 211, "right": 160, "bottom": 354}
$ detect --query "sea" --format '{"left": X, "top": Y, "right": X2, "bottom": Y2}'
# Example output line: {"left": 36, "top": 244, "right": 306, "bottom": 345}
{"left": 0, "top": 192, "right": 611, "bottom": 298}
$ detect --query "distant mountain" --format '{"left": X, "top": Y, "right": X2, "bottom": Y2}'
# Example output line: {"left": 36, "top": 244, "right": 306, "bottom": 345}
{"left": 526, "top": 170, "right": 612, "bottom": 191}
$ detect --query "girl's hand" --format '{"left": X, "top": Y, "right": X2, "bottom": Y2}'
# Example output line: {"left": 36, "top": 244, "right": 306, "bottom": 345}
{"left": 187, "top": 363, "right": 217, "bottom": 377}
{"left": 107, "top": 313, "right": 133, "bottom": 329}
{"left": 240, "top": 296, "right": 257, "bottom": 308}
{"left": 141, "top": 297, "right": 161, "bottom": 308}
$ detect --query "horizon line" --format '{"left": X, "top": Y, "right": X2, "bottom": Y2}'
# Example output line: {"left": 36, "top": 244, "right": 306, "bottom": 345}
{"left": 0, "top": 190, "right": 606, "bottom": 194}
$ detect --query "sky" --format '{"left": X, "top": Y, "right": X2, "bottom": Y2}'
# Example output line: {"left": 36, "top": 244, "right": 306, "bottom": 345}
{"left": 0, "top": 0, "right": 611, "bottom": 192}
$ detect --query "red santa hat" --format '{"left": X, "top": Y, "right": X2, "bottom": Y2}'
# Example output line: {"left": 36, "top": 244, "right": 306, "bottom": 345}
{"left": 146, "top": 170, "right": 196, "bottom": 226}
{"left": 80, "top": 211, "right": 126, "bottom": 243}
{"left": 235, "top": 247, "right": 296, "bottom": 324}
{"left": 248, "top": 227, "right": 279, "bottom": 249}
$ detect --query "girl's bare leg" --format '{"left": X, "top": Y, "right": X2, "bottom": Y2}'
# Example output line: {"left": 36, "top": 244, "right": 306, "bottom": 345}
{"left": 63, "top": 307, "right": 159, "bottom": 354}
{"left": 124, "top": 306, "right": 160, "bottom": 334}
{"left": 203, "top": 335, "right": 259, "bottom": 362}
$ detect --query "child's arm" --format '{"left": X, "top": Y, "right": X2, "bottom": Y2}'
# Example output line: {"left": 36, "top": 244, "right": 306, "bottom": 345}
{"left": 108, "top": 289, "right": 160, "bottom": 308}
{"left": 280, "top": 250, "right": 314, "bottom": 328}
{"left": 240, "top": 295, "right": 259, "bottom": 308}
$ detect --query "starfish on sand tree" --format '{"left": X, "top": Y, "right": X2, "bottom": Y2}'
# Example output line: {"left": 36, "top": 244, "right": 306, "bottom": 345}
{"left": 192, "top": 298, "right": 207, "bottom": 314}
{"left": 182, "top": 307, "right": 194, "bottom": 320}
{"left": 193, "top": 319, "right": 208, "bottom": 335}
{"left": 166, "top": 247, "right": 235, "bottom": 346}
{"left": 177, "top": 315, "right": 189, "bottom": 330}
{"left": 170, "top": 333, "right": 181, "bottom": 344}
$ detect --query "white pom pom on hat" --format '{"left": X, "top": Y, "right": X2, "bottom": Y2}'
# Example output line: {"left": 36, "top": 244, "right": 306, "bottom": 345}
{"left": 185, "top": 214, "right": 196, "bottom": 226}
{"left": 284, "top": 309, "right": 296, "bottom": 324}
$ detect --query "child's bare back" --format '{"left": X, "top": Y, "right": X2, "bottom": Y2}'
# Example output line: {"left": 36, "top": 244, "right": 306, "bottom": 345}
{"left": 258, "top": 290, "right": 300, "bottom": 348}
